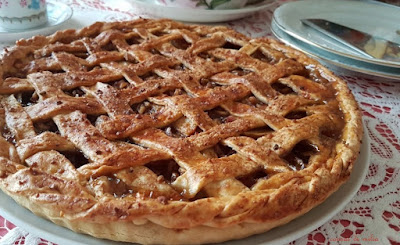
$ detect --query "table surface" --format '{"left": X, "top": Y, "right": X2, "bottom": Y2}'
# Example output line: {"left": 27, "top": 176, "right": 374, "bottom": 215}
{"left": 0, "top": 0, "right": 399, "bottom": 245}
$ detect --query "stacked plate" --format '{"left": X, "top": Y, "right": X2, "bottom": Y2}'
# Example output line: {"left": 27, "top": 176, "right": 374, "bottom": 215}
{"left": 271, "top": 0, "right": 400, "bottom": 80}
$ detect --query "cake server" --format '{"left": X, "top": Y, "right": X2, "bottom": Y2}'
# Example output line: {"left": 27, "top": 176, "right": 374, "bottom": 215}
{"left": 301, "top": 18, "right": 400, "bottom": 61}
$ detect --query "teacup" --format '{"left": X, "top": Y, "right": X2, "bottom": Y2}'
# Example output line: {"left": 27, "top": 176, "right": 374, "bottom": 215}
{"left": 0, "top": 0, "right": 48, "bottom": 30}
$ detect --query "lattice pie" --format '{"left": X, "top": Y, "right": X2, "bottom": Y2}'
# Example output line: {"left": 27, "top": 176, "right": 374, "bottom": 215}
{"left": 0, "top": 19, "right": 362, "bottom": 244}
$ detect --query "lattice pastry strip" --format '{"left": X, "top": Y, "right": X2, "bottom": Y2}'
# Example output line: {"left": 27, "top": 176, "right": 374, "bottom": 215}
{"left": 25, "top": 150, "right": 83, "bottom": 183}
{"left": 2, "top": 95, "right": 36, "bottom": 141}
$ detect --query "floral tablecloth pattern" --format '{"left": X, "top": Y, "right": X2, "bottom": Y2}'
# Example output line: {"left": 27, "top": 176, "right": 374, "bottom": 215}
{"left": 0, "top": 0, "right": 399, "bottom": 244}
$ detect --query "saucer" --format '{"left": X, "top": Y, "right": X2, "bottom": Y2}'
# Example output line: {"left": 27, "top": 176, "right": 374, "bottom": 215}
{"left": 0, "top": 1, "right": 73, "bottom": 44}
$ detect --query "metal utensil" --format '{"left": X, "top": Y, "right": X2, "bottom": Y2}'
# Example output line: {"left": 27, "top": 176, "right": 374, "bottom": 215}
{"left": 301, "top": 18, "right": 400, "bottom": 61}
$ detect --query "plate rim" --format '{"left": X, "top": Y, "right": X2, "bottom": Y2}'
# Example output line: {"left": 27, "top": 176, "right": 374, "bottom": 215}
{"left": 273, "top": 0, "right": 400, "bottom": 68}
{"left": 0, "top": 131, "right": 371, "bottom": 245}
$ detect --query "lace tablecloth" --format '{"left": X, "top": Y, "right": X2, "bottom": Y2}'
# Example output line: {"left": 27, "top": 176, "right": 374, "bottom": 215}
{"left": 0, "top": 0, "right": 399, "bottom": 244}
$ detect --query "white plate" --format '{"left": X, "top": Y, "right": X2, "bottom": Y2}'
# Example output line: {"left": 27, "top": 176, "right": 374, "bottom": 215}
{"left": 271, "top": 20, "right": 400, "bottom": 81}
{"left": 0, "top": 132, "right": 370, "bottom": 245}
{"left": 0, "top": 1, "right": 73, "bottom": 43}
{"left": 129, "top": 0, "right": 275, "bottom": 22}
{"left": 273, "top": 0, "right": 400, "bottom": 68}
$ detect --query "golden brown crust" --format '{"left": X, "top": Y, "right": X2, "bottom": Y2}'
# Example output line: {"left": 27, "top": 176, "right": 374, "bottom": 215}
{"left": 0, "top": 19, "right": 362, "bottom": 244}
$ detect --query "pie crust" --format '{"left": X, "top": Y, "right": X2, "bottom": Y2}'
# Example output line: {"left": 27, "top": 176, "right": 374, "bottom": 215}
{"left": 0, "top": 19, "right": 362, "bottom": 244}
